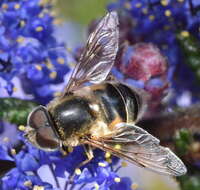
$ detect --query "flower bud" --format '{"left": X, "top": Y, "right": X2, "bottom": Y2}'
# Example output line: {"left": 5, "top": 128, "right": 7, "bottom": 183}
{"left": 119, "top": 43, "right": 167, "bottom": 82}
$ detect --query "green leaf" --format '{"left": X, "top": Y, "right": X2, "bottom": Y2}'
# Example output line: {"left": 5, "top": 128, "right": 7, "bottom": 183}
{"left": 177, "top": 32, "right": 200, "bottom": 81}
{"left": 178, "top": 175, "right": 200, "bottom": 190}
{"left": 174, "top": 129, "right": 193, "bottom": 156}
{"left": 0, "top": 98, "right": 38, "bottom": 126}
{"left": 177, "top": 32, "right": 200, "bottom": 56}
{"left": 56, "top": 0, "right": 112, "bottom": 25}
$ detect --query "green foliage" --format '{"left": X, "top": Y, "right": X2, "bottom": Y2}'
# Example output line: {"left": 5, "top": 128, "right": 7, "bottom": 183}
{"left": 56, "top": 0, "right": 112, "bottom": 25}
{"left": 178, "top": 175, "right": 200, "bottom": 190}
{"left": 176, "top": 32, "right": 200, "bottom": 81}
{"left": 0, "top": 98, "right": 38, "bottom": 126}
{"left": 174, "top": 129, "right": 193, "bottom": 156}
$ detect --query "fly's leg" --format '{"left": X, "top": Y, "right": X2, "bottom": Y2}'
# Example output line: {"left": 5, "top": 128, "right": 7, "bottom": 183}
{"left": 68, "top": 145, "right": 94, "bottom": 184}
{"left": 78, "top": 144, "right": 94, "bottom": 168}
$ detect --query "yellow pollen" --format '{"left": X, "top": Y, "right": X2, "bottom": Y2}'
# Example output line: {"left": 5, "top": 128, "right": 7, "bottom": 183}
{"left": 18, "top": 125, "right": 26, "bottom": 131}
{"left": 114, "top": 177, "right": 121, "bottom": 183}
{"left": 46, "top": 61, "right": 53, "bottom": 69}
{"left": 20, "top": 20, "right": 26, "bottom": 27}
{"left": 13, "top": 87, "right": 18, "bottom": 92}
{"left": 114, "top": 144, "right": 121, "bottom": 150}
{"left": 43, "top": 8, "right": 49, "bottom": 14}
{"left": 135, "top": 3, "right": 142, "bottom": 8}
{"left": 131, "top": 183, "right": 139, "bottom": 190}
{"left": 121, "top": 161, "right": 128, "bottom": 167}
{"left": 149, "top": 15, "right": 155, "bottom": 21}
{"left": 124, "top": 2, "right": 131, "bottom": 10}
{"left": 61, "top": 149, "right": 68, "bottom": 156}
{"left": 35, "top": 65, "right": 42, "bottom": 71}
{"left": 75, "top": 168, "right": 81, "bottom": 175}
{"left": 53, "top": 18, "right": 63, "bottom": 25}
{"left": 38, "top": 13, "right": 44, "bottom": 18}
{"left": 36, "top": 26, "right": 43, "bottom": 32}
{"left": 11, "top": 148, "right": 16, "bottom": 156}
{"left": 94, "top": 183, "right": 99, "bottom": 190}
{"left": 180, "top": 30, "right": 190, "bottom": 38}
{"left": 50, "top": 10, "right": 57, "bottom": 17}
{"left": 165, "top": 10, "right": 171, "bottom": 17}
{"left": 161, "top": 0, "right": 168, "bottom": 6}
{"left": 98, "top": 162, "right": 106, "bottom": 167}
{"left": 68, "top": 146, "right": 73, "bottom": 153}
{"left": 68, "top": 62, "right": 76, "bottom": 68}
{"left": 142, "top": 8, "right": 148, "bottom": 14}
{"left": 3, "top": 137, "right": 9, "bottom": 142}
{"left": 14, "top": 3, "right": 20, "bottom": 10}
{"left": 46, "top": 63, "right": 54, "bottom": 69}
{"left": 106, "top": 158, "right": 112, "bottom": 163}
{"left": 49, "top": 71, "right": 57, "bottom": 79}
{"left": 2, "top": 3, "right": 8, "bottom": 9}
{"left": 16, "top": 36, "right": 25, "bottom": 43}
{"left": 57, "top": 57, "right": 65, "bottom": 64}
{"left": 24, "top": 180, "right": 32, "bottom": 187}
{"left": 33, "top": 185, "right": 44, "bottom": 190}
{"left": 105, "top": 152, "right": 111, "bottom": 158}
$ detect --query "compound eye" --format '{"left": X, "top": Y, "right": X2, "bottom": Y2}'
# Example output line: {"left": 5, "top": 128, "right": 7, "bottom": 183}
{"left": 27, "top": 106, "right": 60, "bottom": 150}
{"left": 36, "top": 126, "right": 59, "bottom": 149}
{"left": 28, "top": 106, "right": 48, "bottom": 129}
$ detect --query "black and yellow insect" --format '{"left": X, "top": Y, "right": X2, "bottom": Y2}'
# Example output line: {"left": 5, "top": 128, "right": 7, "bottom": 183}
{"left": 25, "top": 12, "right": 187, "bottom": 176}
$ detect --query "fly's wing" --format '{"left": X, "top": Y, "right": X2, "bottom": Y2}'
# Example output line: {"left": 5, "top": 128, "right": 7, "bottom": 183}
{"left": 63, "top": 11, "right": 119, "bottom": 94}
{"left": 85, "top": 123, "right": 187, "bottom": 176}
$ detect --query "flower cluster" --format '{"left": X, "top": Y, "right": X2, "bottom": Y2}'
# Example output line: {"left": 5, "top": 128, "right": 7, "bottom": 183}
{"left": 0, "top": 0, "right": 71, "bottom": 104}
{"left": 0, "top": 129, "right": 134, "bottom": 190}
{"left": 108, "top": 0, "right": 200, "bottom": 107}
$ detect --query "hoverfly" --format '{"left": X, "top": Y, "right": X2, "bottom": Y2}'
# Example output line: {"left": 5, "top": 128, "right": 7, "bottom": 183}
{"left": 25, "top": 11, "right": 187, "bottom": 176}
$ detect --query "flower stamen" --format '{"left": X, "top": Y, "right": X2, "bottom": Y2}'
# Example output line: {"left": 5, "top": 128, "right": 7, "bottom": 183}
{"left": 98, "top": 162, "right": 106, "bottom": 167}
{"left": 14, "top": 4, "right": 20, "bottom": 10}
{"left": 114, "top": 177, "right": 121, "bottom": 183}
{"left": 131, "top": 183, "right": 139, "bottom": 190}
{"left": 35, "top": 26, "right": 44, "bottom": 32}
{"left": 75, "top": 168, "right": 81, "bottom": 175}
{"left": 57, "top": 57, "right": 65, "bottom": 64}
{"left": 24, "top": 180, "right": 32, "bottom": 187}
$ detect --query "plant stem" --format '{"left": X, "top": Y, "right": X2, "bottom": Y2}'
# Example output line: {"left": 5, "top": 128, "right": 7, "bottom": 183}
{"left": 69, "top": 183, "right": 76, "bottom": 190}
{"left": 48, "top": 164, "right": 60, "bottom": 189}
{"left": 188, "top": 0, "right": 195, "bottom": 15}
{"left": 78, "top": 183, "right": 87, "bottom": 190}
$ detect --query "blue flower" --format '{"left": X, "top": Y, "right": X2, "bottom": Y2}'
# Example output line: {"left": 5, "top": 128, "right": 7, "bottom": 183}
{"left": 1, "top": 168, "right": 56, "bottom": 190}
{"left": 0, "top": 0, "right": 70, "bottom": 103}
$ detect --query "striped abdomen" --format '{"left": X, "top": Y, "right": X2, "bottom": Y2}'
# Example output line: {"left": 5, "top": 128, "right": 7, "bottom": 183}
{"left": 92, "top": 82, "right": 143, "bottom": 126}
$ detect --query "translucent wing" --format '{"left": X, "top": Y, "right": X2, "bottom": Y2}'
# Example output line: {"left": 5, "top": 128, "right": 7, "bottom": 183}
{"left": 64, "top": 11, "right": 119, "bottom": 93}
{"left": 85, "top": 123, "right": 187, "bottom": 176}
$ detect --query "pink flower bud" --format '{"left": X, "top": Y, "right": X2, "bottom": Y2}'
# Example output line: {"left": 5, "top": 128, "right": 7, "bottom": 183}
{"left": 120, "top": 43, "right": 167, "bottom": 82}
